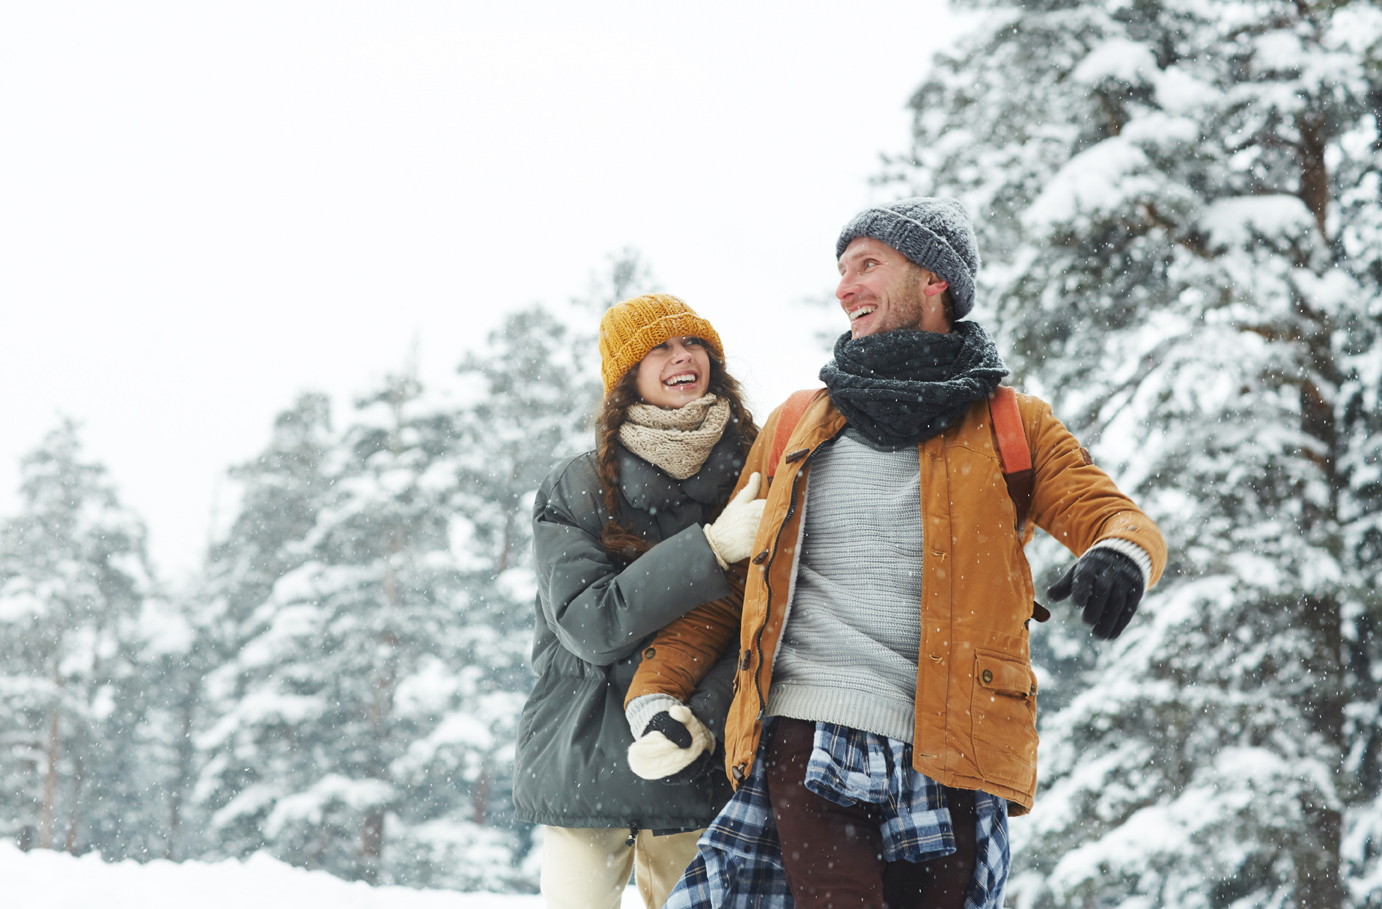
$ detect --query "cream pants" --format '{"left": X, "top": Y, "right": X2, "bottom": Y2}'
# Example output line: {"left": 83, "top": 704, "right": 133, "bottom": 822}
{"left": 540, "top": 825, "right": 703, "bottom": 909}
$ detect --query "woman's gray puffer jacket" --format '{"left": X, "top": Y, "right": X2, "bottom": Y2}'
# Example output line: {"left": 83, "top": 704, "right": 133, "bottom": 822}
{"left": 512, "top": 429, "right": 742, "bottom": 832}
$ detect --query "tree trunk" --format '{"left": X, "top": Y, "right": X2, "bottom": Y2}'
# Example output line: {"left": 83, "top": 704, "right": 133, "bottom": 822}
{"left": 1298, "top": 591, "right": 1347, "bottom": 909}
{"left": 166, "top": 681, "right": 198, "bottom": 860}
{"left": 1292, "top": 305, "right": 1347, "bottom": 907}
{"left": 360, "top": 648, "right": 396, "bottom": 884}
{"left": 1297, "top": 112, "right": 1329, "bottom": 238}
{"left": 360, "top": 525, "right": 404, "bottom": 884}
{"left": 1298, "top": 803, "right": 1345, "bottom": 909}
{"left": 64, "top": 750, "right": 83, "bottom": 854}
{"left": 496, "top": 499, "right": 517, "bottom": 573}
{"left": 39, "top": 701, "right": 59, "bottom": 850}
{"left": 359, "top": 812, "right": 384, "bottom": 884}
{"left": 472, "top": 763, "right": 491, "bottom": 826}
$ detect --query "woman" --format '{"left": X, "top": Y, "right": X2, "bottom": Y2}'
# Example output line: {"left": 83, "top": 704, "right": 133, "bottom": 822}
{"left": 513, "top": 294, "right": 761, "bottom": 909}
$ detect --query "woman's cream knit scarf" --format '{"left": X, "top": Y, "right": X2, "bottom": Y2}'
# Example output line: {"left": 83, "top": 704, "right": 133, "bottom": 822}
{"left": 619, "top": 394, "right": 731, "bottom": 480}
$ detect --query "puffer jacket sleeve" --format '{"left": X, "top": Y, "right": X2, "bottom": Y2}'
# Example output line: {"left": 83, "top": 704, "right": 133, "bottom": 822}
{"left": 533, "top": 455, "right": 733, "bottom": 667}
{"left": 1021, "top": 394, "right": 1168, "bottom": 587}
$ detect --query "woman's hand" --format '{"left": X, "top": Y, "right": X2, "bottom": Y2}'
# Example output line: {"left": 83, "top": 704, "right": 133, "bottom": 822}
{"left": 703, "top": 472, "right": 765, "bottom": 568}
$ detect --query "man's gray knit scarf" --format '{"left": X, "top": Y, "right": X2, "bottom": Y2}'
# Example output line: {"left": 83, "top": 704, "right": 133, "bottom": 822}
{"left": 818, "top": 322, "right": 1008, "bottom": 448}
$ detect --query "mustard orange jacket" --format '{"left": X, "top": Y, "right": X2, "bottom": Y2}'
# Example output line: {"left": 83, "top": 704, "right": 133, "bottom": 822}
{"left": 625, "top": 390, "right": 1166, "bottom": 814}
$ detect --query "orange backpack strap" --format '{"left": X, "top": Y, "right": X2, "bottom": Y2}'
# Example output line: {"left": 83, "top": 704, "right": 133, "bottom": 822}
{"left": 767, "top": 389, "right": 826, "bottom": 481}
{"left": 989, "top": 386, "right": 1034, "bottom": 535}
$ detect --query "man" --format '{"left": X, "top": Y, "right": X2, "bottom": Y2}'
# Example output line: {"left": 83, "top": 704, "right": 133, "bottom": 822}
{"left": 623, "top": 198, "right": 1166, "bottom": 908}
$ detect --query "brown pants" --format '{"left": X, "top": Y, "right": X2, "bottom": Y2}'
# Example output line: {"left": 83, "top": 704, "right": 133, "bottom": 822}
{"left": 763, "top": 718, "right": 978, "bottom": 909}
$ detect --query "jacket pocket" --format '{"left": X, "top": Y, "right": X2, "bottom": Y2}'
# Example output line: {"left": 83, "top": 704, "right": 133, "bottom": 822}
{"left": 970, "top": 650, "right": 1038, "bottom": 793}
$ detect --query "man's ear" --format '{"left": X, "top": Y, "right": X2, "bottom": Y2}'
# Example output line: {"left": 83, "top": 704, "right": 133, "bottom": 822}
{"left": 922, "top": 277, "right": 949, "bottom": 297}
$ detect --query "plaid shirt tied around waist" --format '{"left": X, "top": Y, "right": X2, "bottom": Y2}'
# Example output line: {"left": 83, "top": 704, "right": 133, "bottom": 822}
{"left": 664, "top": 721, "right": 1010, "bottom": 909}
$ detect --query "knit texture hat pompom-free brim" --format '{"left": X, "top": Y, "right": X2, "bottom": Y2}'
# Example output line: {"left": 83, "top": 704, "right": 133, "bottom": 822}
{"left": 599, "top": 294, "right": 724, "bottom": 394}
{"left": 836, "top": 197, "right": 981, "bottom": 319}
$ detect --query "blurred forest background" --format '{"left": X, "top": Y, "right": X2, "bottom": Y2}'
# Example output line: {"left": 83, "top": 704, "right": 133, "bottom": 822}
{"left": 3, "top": 1, "right": 1382, "bottom": 906}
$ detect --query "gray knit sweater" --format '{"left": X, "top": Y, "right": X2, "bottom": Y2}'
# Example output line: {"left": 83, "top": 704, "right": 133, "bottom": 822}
{"left": 765, "top": 429, "right": 924, "bottom": 743}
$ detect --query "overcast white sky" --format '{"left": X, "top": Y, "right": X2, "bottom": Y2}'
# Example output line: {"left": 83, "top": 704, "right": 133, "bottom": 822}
{"left": 1, "top": 1, "right": 960, "bottom": 578}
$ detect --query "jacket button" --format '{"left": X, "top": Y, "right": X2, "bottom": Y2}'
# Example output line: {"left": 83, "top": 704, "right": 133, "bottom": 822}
{"left": 643, "top": 647, "right": 656, "bottom": 660}
{"left": 752, "top": 550, "right": 770, "bottom": 565}
{"left": 1030, "top": 684, "right": 1037, "bottom": 696}
{"left": 740, "top": 650, "right": 751, "bottom": 670}
{"left": 732, "top": 764, "right": 746, "bottom": 783}
{"left": 928, "top": 653, "right": 941, "bottom": 662}
{"left": 784, "top": 447, "right": 809, "bottom": 463}
{"left": 981, "top": 669, "right": 993, "bottom": 684}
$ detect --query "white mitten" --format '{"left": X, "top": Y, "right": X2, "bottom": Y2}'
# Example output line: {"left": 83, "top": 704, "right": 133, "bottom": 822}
{"left": 703, "top": 472, "right": 765, "bottom": 568}
{"left": 627, "top": 703, "right": 715, "bottom": 782}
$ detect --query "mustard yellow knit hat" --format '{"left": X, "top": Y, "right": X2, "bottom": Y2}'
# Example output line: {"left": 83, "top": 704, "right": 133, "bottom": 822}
{"left": 598, "top": 294, "right": 724, "bottom": 394}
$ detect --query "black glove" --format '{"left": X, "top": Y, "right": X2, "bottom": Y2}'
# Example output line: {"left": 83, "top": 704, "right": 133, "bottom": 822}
{"left": 1047, "top": 547, "right": 1144, "bottom": 640}
{"left": 627, "top": 704, "right": 715, "bottom": 785}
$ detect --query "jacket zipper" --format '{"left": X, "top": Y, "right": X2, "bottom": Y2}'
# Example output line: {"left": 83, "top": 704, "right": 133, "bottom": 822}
{"left": 752, "top": 443, "right": 822, "bottom": 718}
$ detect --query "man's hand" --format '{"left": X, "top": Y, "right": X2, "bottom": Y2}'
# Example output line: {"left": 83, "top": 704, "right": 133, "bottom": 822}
{"left": 703, "top": 472, "right": 765, "bottom": 568}
{"left": 1047, "top": 547, "right": 1145, "bottom": 640}
{"left": 627, "top": 703, "right": 715, "bottom": 785}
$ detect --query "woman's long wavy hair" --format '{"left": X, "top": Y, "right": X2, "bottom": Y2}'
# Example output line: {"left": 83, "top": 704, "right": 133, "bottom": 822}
{"left": 596, "top": 352, "right": 758, "bottom": 562}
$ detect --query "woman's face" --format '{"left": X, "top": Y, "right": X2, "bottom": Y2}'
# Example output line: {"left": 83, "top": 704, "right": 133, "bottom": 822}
{"left": 634, "top": 336, "right": 711, "bottom": 409}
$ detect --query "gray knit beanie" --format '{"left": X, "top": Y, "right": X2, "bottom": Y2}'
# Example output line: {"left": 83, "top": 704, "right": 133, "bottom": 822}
{"left": 835, "top": 197, "right": 981, "bottom": 319}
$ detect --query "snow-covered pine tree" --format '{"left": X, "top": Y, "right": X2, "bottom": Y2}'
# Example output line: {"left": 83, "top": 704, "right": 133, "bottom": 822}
{"left": 887, "top": 1, "right": 1382, "bottom": 906}
{"left": 134, "top": 588, "right": 201, "bottom": 861}
{"left": 432, "top": 257, "right": 645, "bottom": 879}
{"left": 194, "top": 392, "right": 337, "bottom": 862}
{"left": 449, "top": 256, "right": 650, "bottom": 689}
{"left": 204, "top": 392, "right": 337, "bottom": 641}
{"left": 440, "top": 300, "right": 604, "bottom": 876}
{"left": 328, "top": 299, "right": 608, "bottom": 889}
{"left": 450, "top": 305, "right": 601, "bottom": 664}
{"left": 197, "top": 372, "right": 487, "bottom": 884}
{"left": 195, "top": 259, "right": 636, "bottom": 889}
{"left": 0, "top": 421, "right": 158, "bottom": 859}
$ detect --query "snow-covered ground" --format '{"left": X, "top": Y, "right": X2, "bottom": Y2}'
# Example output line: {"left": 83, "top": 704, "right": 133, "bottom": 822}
{"left": 1, "top": 843, "right": 643, "bottom": 909}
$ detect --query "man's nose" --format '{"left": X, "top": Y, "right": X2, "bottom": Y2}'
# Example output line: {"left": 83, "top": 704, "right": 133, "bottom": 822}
{"left": 836, "top": 274, "right": 855, "bottom": 302}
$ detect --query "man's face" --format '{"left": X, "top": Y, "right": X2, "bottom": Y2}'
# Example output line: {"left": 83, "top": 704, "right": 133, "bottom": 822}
{"left": 836, "top": 237, "right": 950, "bottom": 339}
{"left": 634, "top": 336, "right": 711, "bottom": 409}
